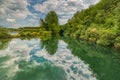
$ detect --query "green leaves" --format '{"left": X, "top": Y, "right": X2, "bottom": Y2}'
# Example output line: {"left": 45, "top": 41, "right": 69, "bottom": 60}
{"left": 40, "top": 11, "right": 60, "bottom": 35}
{"left": 0, "top": 28, "right": 11, "bottom": 39}
{"left": 62, "top": 0, "right": 120, "bottom": 48}
{"left": 114, "top": 37, "right": 120, "bottom": 48}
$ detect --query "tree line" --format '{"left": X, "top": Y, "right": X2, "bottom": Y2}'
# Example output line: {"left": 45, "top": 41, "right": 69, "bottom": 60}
{"left": 62, "top": 0, "right": 120, "bottom": 48}
{"left": 0, "top": 0, "right": 120, "bottom": 48}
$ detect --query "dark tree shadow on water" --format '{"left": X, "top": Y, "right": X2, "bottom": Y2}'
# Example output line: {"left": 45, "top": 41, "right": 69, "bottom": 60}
{"left": 0, "top": 39, "right": 11, "bottom": 50}
{"left": 40, "top": 36, "right": 59, "bottom": 55}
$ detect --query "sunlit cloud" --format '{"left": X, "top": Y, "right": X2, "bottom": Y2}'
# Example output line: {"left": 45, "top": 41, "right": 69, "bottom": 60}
{"left": 6, "top": 18, "right": 16, "bottom": 22}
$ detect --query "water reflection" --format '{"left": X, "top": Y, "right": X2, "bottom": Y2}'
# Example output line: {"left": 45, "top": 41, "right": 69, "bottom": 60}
{"left": 0, "top": 38, "right": 96, "bottom": 80}
{"left": 41, "top": 37, "right": 59, "bottom": 55}
{"left": 0, "top": 39, "right": 11, "bottom": 50}
{"left": 63, "top": 37, "right": 120, "bottom": 80}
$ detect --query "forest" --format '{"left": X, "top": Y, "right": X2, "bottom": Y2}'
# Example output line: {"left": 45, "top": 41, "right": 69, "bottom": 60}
{"left": 62, "top": 0, "right": 120, "bottom": 48}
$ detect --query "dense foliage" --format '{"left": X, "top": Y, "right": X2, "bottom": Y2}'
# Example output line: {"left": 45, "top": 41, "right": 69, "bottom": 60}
{"left": 40, "top": 11, "right": 60, "bottom": 35}
{"left": 17, "top": 27, "right": 51, "bottom": 40}
{"left": 0, "top": 27, "right": 11, "bottom": 39}
{"left": 62, "top": 0, "right": 120, "bottom": 48}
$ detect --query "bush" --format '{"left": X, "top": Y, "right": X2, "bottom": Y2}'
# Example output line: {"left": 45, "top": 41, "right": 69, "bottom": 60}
{"left": 97, "top": 29, "right": 116, "bottom": 46}
{"left": 85, "top": 28, "right": 99, "bottom": 42}
{"left": 0, "top": 32, "right": 11, "bottom": 39}
{"left": 114, "top": 37, "right": 120, "bottom": 48}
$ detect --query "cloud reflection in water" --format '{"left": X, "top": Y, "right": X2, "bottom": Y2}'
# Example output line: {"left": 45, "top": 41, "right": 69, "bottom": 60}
{"left": 0, "top": 38, "right": 97, "bottom": 80}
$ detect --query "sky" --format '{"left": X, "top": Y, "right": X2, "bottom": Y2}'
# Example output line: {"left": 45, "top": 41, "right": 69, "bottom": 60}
{"left": 0, "top": 0, "right": 100, "bottom": 28}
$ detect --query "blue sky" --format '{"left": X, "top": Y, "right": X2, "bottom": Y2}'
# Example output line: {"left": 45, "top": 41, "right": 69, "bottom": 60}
{"left": 0, "top": 0, "right": 99, "bottom": 28}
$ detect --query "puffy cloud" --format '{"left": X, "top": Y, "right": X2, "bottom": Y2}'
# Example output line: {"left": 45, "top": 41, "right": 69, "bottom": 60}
{"left": 0, "top": 0, "right": 31, "bottom": 19}
{"left": 0, "top": 0, "right": 37, "bottom": 27}
{"left": 33, "top": 0, "right": 100, "bottom": 24}
{"left": 6, "top": 18, "right": 15, "bottom": 22}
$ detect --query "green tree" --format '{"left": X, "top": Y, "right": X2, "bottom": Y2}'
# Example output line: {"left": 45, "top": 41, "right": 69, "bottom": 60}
{"left": 40, "top": 11, "right": 60, "bottom": 35}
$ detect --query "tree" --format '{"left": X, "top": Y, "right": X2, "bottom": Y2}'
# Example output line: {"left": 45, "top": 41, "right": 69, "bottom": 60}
{"left": 40, "top": 11, "right": 60, "bottom": 35}
{"left": 40, "top": 19, "right": 49, "bottom": 30}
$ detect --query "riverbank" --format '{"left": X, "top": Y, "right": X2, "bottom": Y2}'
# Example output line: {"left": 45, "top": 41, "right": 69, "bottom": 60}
{"left": 62, "top": 0, "right": 120, "bottom": 49}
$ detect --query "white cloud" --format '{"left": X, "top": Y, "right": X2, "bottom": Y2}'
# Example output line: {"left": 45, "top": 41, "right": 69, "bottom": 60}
{"left": 0, "top": 0, "right": 31, "bottom": 19}
{"left": 33, "top": 0, "right": 100, "bottom": 24}
{"left": 59, "top": 19, "right": 68, "bottom": 25}
{"left": 0, "top": 0, "right": 35, "bottom": 27}
{"left": 6, "top": 18, "right": 15, "bottom": 22}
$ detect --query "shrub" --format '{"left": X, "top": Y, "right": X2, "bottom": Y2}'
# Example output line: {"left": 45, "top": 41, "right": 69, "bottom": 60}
{"left": 114, "top": 37, "right": 120, "bottom": 48}
{"left": 97, "top": 29, "right": 116, "bottom": 46}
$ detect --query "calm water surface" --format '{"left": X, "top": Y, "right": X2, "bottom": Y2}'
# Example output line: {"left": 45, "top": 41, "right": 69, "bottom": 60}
{"left": 0, "top": 38, "right": 120, "bottom": 80}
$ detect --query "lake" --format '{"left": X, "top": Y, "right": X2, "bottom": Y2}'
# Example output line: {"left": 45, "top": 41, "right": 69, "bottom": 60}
{"left": 0, "top": 37, "right": 120, "bottom": 80}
